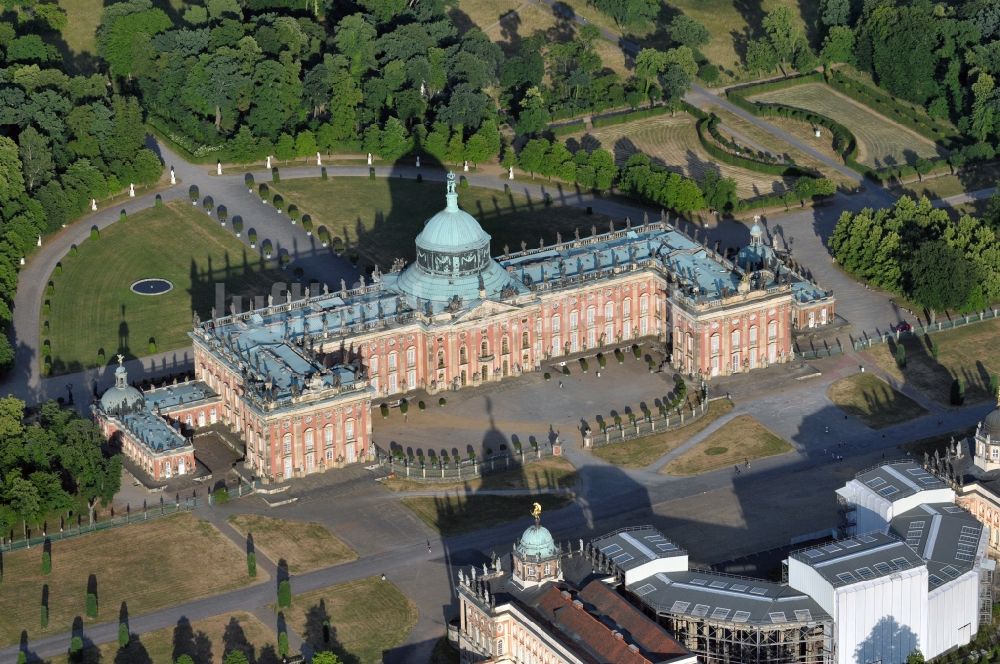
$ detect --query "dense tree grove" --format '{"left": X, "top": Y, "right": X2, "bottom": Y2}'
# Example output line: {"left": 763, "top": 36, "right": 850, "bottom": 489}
{"left": 817, "top": 0, "right": 1000, "bottom": 140}
{"left": 829, "top": 196, "right": 1000, "bottom": 319}
{"left": 0, "top": 398, "right": 122, "bottom": 539}
{"left": 0, "top": 17, "right": 162, "bottom": 371}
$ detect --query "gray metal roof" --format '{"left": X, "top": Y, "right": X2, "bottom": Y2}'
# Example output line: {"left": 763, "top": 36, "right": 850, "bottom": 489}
{"left": 145, "top": 381, "right": 218, "bottom": 412}
{"left": 790, "top": 532, "right": 925, "bottom": 587}
{"left": 592, "top": 526, "right": 686, "bottom": 571}
{"left": 118, "top": 408, "right": 189, "bottom": 453}
{"left": 628, "top": 570, "right": 830, "bottom": 627}
{"left": 889, "top": 502, "right": 984, "bottom": 589}
{"left": 854, "top": 460, "right": 947, "bottom": 503}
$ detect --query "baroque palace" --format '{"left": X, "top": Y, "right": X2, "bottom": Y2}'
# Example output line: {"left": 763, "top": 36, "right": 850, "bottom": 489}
{"left": 95, "top": 173, "right": 834, "bottom": 483}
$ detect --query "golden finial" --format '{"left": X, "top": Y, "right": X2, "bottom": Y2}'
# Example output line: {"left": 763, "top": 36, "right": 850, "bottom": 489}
{"left": 531, "top": 502, "right": 542, "bottom": 524}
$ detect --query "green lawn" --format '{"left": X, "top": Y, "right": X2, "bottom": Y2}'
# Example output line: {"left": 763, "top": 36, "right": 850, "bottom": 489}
{"left": 283, "top": 577, "right": 418, "bottom": 664}
{"left": 826, "top": 373, "right": 928, "bottom": 429}
{"left": 271, "top": 178, "right": 609, "bottom": 270}
{"left": 57, "top": 0, "right": 103, "bottom": 55}
{"left": 401, "top": 493, "right": 572, "bottom": 537}
{"left": 44, "top": 201, "right": 286, "bottom": 374}
{"left": 661, "top": 414, "right": 792, "bottom": 475}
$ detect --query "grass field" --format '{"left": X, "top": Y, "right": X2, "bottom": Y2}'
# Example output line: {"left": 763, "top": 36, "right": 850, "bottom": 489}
{"left": 283, "top": 577, "right": 417, "bottom": 664}
{"left": 826, "top": 373, "right": 928, "bottom": 429}
{"left": 226, "top": 515, "right": 357, "bottom": 574}
{"left": 48, "top": 611, "right": 276, "bottom": 664}
{"left": 44, "top": 201, "right": 286, "bottom": 374}
{"left": 271, "top": 178, "right": 608, "bottom": 269}
{"left": 893, "top": 161, "right": 1000, "bottom": 201}
{"left": 748, "top": 84, "right": 944, "bottom": 168}
{"left": 57, "top": 0, "right": 103, "bottom": 55}
{"left": 401, "top": 493, "right": 572, "bottom": 536}
{"left": 571, "top": 114, "right": 796, "bottom": 197}
{"left": 591, "top": 399, "right": 734, "bottom": 468}
{"left": 862, "top": 320, "right": 1000, "bottom": 406}
{"left": 0, "top": 513, "right": 256, "bottom": 648}
{"left": 384, "top": 456, "right": 577, "bottom": 492}
{"left": 662, "top": 414, "right": 791, "bottom": 475}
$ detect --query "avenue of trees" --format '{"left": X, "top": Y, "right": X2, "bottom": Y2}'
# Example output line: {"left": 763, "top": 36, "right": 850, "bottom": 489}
{"left": 829, "top": 196, "right": 1000, "bottom": 321}
{"left": 0, "top": 398, "right": 122, "bottom": 540}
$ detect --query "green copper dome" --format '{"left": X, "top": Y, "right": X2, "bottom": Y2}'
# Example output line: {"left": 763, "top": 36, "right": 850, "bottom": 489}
{"left": 396, "top": 173, "right": 512, "bottom": 303}
{"left": 517, "top": 523, "right": 558, "bottom": 559}
{"left": 99, "top": 364, "right": 144, "bottom": 415}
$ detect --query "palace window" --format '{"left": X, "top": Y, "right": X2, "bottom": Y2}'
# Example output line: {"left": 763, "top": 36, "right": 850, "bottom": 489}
{"left": 501, "top": 337, "right": 509, "bottom": 355}
{"left": 731, "top": 330, "right": 741, "bottom": 348}
{"left": 521, "top": 331, "right": 529, "bottom": 349}
{"left": 305, "top": 429, "right": 314, "bottom": 451}
{"left": 552, "top": 315, "right": 561, "bottom": 333}
{"left": 623, "top": 298, "right": 632, "bottom": 318}
{"left": 749, "top": 326, "right": 758, "bottom": 346}
{"left": 496, "top": 640, "right": 504, "bottom": 656}
{"left": 569, "top": 311, "right": 578, "bottom": 331}
{"left": 639, "top": 294, "right": 649, "bottom": 315}
{"left": 552, "top": 336, "right": 561, "bottom": 355}
{"left": 604, "top": 302, "right": 614, "bottom": 319}
{"left": 406, "top": 346, "right": 416, "bottom": 367}
{"left": 370, "top": 356, "right": 378, "bottom": 373}
{"left": 481, "top": 340, "right": 489, "bottom": 356}
{"left": 388, "top": 352, "right": 398, "bottom": 372}
{"left": 283, "top": 433, "right": 291, "bottom": 455}
{"left": 768, "top": 321, "right": 778, "bottom": 340}
{"left": 437, "top": 350, "right": 444, "bottom": 368}
{"left": 586, "top": 307, "right": 596, "bottom": 327}
{"left": 324, "top": 425, "right": 333, "bottom": 447}
{"left": 345, "top": 419, "right": 355, "bottom": 440}
{"left": 460, "top": 346, "right": 468, "bottom": 364}
{"left": 710, "top": 334, "right": 720, "bottom": 354}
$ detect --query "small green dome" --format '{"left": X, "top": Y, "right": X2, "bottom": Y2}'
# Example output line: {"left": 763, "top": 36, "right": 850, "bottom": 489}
{"left": 416, "top": 175, "right": 491, "bottom": 253}
{"left": 517, "top": 524, "right": 557, "bottom": 558}
{"left": 99, "top": 365, "right": 144, "bottom": 414}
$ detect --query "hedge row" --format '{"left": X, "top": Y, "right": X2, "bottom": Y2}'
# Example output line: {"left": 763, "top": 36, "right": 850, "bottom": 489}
{"left": 696, "top": 116, "right": 820, "bottom": 178}
{"left": 591, "top": 104, "right": 673, "bottom": 128}
{"left": 550, "top": 119, "right": 586, "bottom": 137}
{"left": 827, "top": 70, "right": 959, "bottom": 146}
{"left": 724, "top": 72, "right": 825, "bottom": 98}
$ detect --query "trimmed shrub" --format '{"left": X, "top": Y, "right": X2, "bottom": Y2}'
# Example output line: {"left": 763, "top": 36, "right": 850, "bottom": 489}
{"left": 551, "top": 119, "right": 586, "bottom": 136}
{"left": 321, "top": 166, "right": 328, "bottom": 180}
{"left": 258, "top": 183, "right": 269, "bottom": 200}
{"left": 380, "top": 403, "right": 389, "bottom": 418}
{"left": 247, "top": 552, "right": 257, "bottom": 577}
{"left": 579, "top": 358, "right": 588, "bottom": 372}
{"left": 70, "top": 636, "right": 83, "bottom": 660}
{"left": 271, "top": 167, "right": 280, "bottom": 183}
{"left": 317, "top": 226, "right": 330, "bottom": 245}
{"left": 42, "top": 551, "right": 50, "bottom": 575}
{"left": 118, "top": 622, "right": 129, "bottom": 648}
{"left": 418, "top": 400, "right": 426, "bottom": 411}
{"left": 438, "top": 397, "right": 447, "bottom": 407}
{"left": 278, "top": 631, "right": 289, "bottom": 657}
{"left": 217, "top": 205, "right": 228, "bottom": 223}
{"left": 950, "top": 378, "right": 965, "bottom": 406}
{"left": 70, "top": 244, "right": 78, "bottom": 255}
{"left": 41, "top": 604, "right": 48, "bottom": 628}
{"left": 302, "top": 215, "right": 313, "bottom": 234}
{"left": 188, "top": 185, "right": 199, "bottom": 202}
{"left": 277, "top": 580, "right": 292, "bottom": 607}
{"left": 261, "top": 239, "right": 273, "bottom": 256}
{"left": 154, "top": 194, "right": 163, "bottom": 208}
{"left": 544, "top": 372, "right": 551, "bottom": 380}
{"left": 245, "top": 173, "right": 255, "bottom": 189}
{"left": 248, "top": 229, "right": 257, "bottom": 245}
{"left": 632, "top": 344, "right": 641, "bottom": 359}
{"left": 399, "top": 399, "right": 409, "bottom": 415}
{"left": 272, "top": 194, "right": 284, "bottom": 211}
{"left": 212, "top": 487, "right": 229, "bottom": 504}
{"left": 232, "top": 217, "right": 243, "bottom": 235}
{"left": 86, "top": 591, "right": 98, "bottom": 618}
{"left": 369, "top": 167, "right": 375, "bottom": 179}
{"left": 119, "top": 209, "right": 127, "bottom": 222}
{"left": 90, "top": 226, "right": 99, "bottom": 240}
{"left": 288, "top": 204, "right": 300, "bottom": 222}
{"left": 562, "top": 365, "right": 570, "bottom": 375}
{"left": 592, "top": 105, "right": 672, "bottom": 128}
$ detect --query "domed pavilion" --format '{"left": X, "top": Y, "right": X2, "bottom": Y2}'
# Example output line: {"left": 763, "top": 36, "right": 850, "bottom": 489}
{"left": 512, "top": 503, "right": 562, "bottom": 588}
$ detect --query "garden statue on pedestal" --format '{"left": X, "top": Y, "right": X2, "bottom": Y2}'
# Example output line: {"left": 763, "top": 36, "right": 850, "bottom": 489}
{"left": 416, "top": 155, "right": 420, "bottom": 168}
{"left": 508, "top": 166, "right": 514, "bottom": 180}
{"left": 91, "top": 198, "right": 97, "bottom": 211}
{"left": 367, "top": 153, "right": 373, "bottom": 166}
{"left": 129, "top": 183, "right": 135, "bottom": 197}
{"left": 170, "top": 167, "right": 176, "bottom": 185}
{"left": 316, "top": 152, "right": 322, "bottom": 166}
{"left": 266, "top": 155, "right": 271, "bottom": 169}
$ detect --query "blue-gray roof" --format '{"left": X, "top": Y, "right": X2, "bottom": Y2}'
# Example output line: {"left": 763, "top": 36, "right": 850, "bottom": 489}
{"left": 145, "top": 381, "right": 218, "bottom": 412}
{"left": 119, "top": 407, "right": 188, "bottom": 453}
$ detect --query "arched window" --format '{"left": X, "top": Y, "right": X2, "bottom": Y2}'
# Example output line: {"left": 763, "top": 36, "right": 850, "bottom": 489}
{"left": 437, "top": 350, "right": 445, "bottom": 368}
{"left": 552, "top": 314, "right": 561, "bottom": 332}
{"left": 501, "top": 337, "right": 509, "bottom": 354}
{"left": 324, "top": 425, "right": 333, "bottom": 447}
{"left": 304, "top": 428, "right": 314, "bottom": 450}
{"left": 749, "top": 326, "right": 758, "bottom": 346}
{"left": 481, "top": 340, "right": 489, "bottom": 356}
{"left": 586, "top": 306, "right": 596, "bottom": 326}
{"left": 460, "top": 346, "right": 468, "bottom": 363}
{"left": 282, "top": 433, "right": 292, "bottom": 454}
{"left": 388, "top": 351, "right": 398, "bottom": 371}
{"left": 768, "top": 321, "right": 777, "bottom": 340}
{"left": 569, "top": 311, "right": 578, "bottom": 330}
{"left": 345, "top": 419, "right": 355, "bottom": 440}
{"left": 710, "top": 334, "right": 720, "bottom": 354}
{"left": 522, "top": 331, "right": 529, "bottom": 349}
{"left": 604, "top": 302, "right": 614, "bottom": 319}
{"left": 639, "top": 294, "right": 649, "bottom": 314}
{"left": 731, "top": 330, "right": 741, "bottom": 348}
{"left": 406, "top": 346, "right": 416, "bottom": 366}
{"left": 623, "top": 298, "right": 632, "bottom": 318}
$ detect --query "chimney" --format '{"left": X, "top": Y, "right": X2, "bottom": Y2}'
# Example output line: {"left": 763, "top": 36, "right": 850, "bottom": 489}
{"left": 561, "top": 591, "right": 571, "bottom": 600}
{"left": 613, "top": 631, "right": 624, "bottom": 641}
{"left": 572, "top": 600, "right": 584, "bottom": 610}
